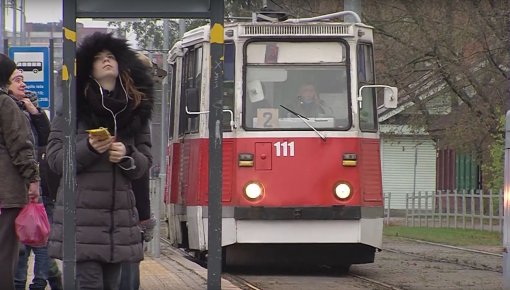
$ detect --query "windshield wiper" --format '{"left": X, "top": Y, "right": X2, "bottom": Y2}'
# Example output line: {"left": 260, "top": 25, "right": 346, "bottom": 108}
{"left": 280, "top": 105, "right": 326, "bottom": 141}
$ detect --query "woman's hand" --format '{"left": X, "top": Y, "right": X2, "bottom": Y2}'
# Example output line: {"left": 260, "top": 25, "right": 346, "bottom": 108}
{"left": 89, "top": 135, "right": 114, "bottom": 154}
{"left": 108, "top": 142, "right": 127, "bottom": 163}
{"left": 19, "top": 98, "right": 39, "bottom": 115}
{"left": 28, "top": 181, "right": 40, "bottom": 202}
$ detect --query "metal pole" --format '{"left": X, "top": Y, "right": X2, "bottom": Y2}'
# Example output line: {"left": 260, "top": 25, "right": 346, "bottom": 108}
{"left": 178, "top": 19, "right": 186, "bottom": 38}
{"left": 62, "top": 0, "right": 77, "bottom": 288}
{"left": 19, "top": 0, "right": 24, "bottom": 46}
{"left": 153, "top": 18, "right": 171, "bottom": 259}
{"left": 12, "top": 0, "right": 16, "bottom": 46}
{"left": 413, "top": 145, "right": 418, "bottom": 196}
{"left": 503, "top": 110, "right": 510, "bottom": 289}
{"left": 208, "top": 0, "right": 224, "bottom": 288}
{"left": 49, "top": 38, "right": 55, "bottom": 118}
{"left": 0, "top": 0, "right": 4, "bottom": 53}
{"left": 343, "top": 0, "right": 361, "bottom": 23}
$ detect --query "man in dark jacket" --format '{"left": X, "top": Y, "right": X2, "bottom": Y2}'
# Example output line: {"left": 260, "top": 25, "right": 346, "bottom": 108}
{"left": 0, "top": 53, "right": 40, "bottom": 290}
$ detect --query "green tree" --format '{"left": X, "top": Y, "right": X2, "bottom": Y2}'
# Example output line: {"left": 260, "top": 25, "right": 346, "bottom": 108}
{"left": 108, "top": 0, "right": 265, "bottom": 51}
{"left": 362, "top": 0, "right": 509, "bottom": 189}
{"left": 108, "top": 19, "right": 208, "bottom": 51}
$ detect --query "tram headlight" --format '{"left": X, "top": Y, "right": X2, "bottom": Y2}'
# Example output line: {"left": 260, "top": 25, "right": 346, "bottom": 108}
{"left": 244, "top": 182, "right": 264, "bottom": 200}
{"left": 334, "top": 182, "right": 352, "bottom": 200}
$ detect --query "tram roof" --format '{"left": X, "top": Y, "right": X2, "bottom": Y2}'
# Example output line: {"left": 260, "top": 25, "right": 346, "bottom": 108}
{"left": 178, "top": 20, "right": 372, "bottom": 47}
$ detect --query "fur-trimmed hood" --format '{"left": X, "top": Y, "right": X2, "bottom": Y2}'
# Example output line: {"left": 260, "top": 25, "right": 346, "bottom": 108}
{"left": 76, "top": 32, "right": 154, "bottom": 137}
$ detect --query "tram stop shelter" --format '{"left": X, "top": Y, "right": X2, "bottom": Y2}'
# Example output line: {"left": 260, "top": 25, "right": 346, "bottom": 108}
{"left": 61, "top": 0, "right": 225, "bottom": 289}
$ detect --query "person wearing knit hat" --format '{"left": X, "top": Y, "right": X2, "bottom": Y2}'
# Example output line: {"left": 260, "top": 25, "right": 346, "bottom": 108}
{"left": 0, "top": 53, "right": 41, "bottom": 289}
{"left": 8, "top": 65, "right": 61, "bottom": 290}
{"left": 45, "top": 33, "right": 154, "bottom": 289}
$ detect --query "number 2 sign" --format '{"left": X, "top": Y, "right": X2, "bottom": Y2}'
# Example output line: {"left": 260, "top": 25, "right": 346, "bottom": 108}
{"left": 256, "top": 108, "right": 279, "bottom": 128}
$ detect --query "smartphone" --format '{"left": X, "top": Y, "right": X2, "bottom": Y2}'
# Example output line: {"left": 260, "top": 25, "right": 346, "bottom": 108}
{"left": 86, "top": 127, "right": 111, "bottom": 140}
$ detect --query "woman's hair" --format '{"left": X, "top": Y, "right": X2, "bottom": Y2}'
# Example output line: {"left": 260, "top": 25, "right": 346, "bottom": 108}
{"left": 120, "top": 71, "right": 145, "bottom": 107}
{"left": 83, "top": 72, "right": 145, "bottom": 108}
{"left": 77, "top": 32, "right": 154, "bottom": 113}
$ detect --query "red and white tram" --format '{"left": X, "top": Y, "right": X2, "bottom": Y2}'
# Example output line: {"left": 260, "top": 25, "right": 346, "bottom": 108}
{"left": 163, "top": 11, "right": 397, "bottom": 269}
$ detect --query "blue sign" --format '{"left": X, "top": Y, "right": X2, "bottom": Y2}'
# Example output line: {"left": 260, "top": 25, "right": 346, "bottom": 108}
{"left": 9, "top": 47, "right": 51, "bottom": 109}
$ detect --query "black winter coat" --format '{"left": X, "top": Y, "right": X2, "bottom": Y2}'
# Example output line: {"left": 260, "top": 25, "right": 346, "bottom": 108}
{"left": 46, "top": 115, "right": 152, "bottom": 263}
{"left": 46, "top": 32, "right": 154, "bottom": 263}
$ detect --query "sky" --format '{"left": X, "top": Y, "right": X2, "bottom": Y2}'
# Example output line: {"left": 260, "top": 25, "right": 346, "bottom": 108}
{"left": 6, "top": 0, "right": 137, "bottom": 47}
{"left": 10, "top": 0, "right": 108, "bottom": 27}
{"left": 24, "top": 0, "right": 62, "bottom": 23}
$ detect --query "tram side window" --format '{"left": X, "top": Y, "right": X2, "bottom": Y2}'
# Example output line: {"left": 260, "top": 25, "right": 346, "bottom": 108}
{"left": 223, "top": 43, "right": 235, "bottom": 132}
{"left": 190, "top": 47, "right": 202, "bottom": 133}
{"left": 180, "top": 47, "right": 203, "bottom": 135}
{"left": 358, "top": 43, "right": 377, "bottom": 132}
{"left": 179, "top": 53, "right": 191, "bottom": 136}
{"left": 168, "top": 65, "right": 176, "bottom": 140}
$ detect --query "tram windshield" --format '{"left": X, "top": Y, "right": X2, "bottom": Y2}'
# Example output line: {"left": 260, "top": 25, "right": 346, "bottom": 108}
{"left": 244, "top": 41, "right": 350, "bottom": 130}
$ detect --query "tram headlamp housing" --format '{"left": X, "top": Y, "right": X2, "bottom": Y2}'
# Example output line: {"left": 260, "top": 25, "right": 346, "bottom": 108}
{"left": 244, "top": 182, "right": 264, "bottom": 201}
{"left": 334, "top": 182, "right": 352, "bottom": 200}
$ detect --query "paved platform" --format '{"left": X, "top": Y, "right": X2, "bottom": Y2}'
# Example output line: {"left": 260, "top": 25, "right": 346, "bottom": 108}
{"left": 25, "top": 241, "right": 241, "bottom": 290}
{"left": 140, "top": 241, "right": 241, "bottom": 290}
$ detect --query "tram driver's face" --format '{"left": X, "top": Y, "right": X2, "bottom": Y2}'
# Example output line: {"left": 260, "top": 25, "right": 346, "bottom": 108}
{"left": 299, "top": 84, "right": 317, "bottom": 104}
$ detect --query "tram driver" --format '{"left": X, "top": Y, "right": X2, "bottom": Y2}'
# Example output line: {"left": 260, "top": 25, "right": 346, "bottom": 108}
{"left": 291, "top": 83, "right": 334, "bottom": 118}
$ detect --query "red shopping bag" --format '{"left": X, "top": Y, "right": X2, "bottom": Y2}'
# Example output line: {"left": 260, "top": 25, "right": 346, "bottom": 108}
{"left": 15, "top": 202, "right": 50, "bottom": 247}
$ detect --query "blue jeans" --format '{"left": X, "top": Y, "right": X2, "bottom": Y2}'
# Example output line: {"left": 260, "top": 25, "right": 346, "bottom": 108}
{"left": 76, "top": 261, "right": 122, "bottom": 290}
{"left": 15, "top": 196, "right": 60, "bottom": 290}
{"left": 15, "top": 245, "right": 49, "bottom": 290}
{"left": 120, "top": 262, "right": 140, "bottom": 290}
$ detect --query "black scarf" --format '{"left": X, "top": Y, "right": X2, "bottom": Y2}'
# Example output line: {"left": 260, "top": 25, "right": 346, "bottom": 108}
{"left": 84, "top": 79, "right": 135, "bottom": 138}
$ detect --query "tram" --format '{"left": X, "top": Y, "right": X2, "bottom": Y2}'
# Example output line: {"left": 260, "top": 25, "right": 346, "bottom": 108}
{"left": 163, "top": 11, "right": 398, "bottom": 269}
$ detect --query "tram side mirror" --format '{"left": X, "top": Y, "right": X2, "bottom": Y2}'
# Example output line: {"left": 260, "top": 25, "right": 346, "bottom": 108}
{"left": 383, "top": 86, "right": 398, "bottom": 109}
{"left": 358, "top": 85, "right": 399, "bottom": 109}
{"left": 185, "top": 88, "right": 200, "bottom": 118}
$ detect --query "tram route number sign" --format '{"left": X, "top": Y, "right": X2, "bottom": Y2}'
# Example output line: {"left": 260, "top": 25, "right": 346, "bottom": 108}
{"left": 8, "top": 47, "right": 51, "bottom": 109}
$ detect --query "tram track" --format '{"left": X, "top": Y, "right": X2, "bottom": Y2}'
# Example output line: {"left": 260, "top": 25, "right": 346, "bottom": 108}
{"left": 396, "top": 237, "right": 503, "bottom": 257}
{"left": 159, "top": 237, "right": 409, "bottom": 290}
{"left": 381, "top": 236, "right": 502, "bottom": 273}
{"left": 348, "top": 273, "right": 405, "bottom": 290}
{"left": 159, "top": 236, "right": 501, "bottom": 289}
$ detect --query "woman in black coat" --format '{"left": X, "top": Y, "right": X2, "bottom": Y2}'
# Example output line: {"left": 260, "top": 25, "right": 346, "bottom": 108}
{"left": 46, "top": 32, "right": 154, "bottom": 289}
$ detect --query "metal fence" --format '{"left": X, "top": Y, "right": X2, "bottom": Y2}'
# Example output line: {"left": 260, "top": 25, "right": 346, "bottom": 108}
{"left": 384, "top": 190, "right": 503, "bottom": 232}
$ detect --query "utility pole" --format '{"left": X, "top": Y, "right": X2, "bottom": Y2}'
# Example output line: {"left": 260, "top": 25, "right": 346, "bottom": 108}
{"left": 12, "top": 0, "right": 16, "bottom": 46}
{"left": 153, "top": 18, "right": 171, "bottom": 259}
{"left": 62, "top": 0, "right": 77, "bottom": 288}
{"left": 207, "top": 0, "right": 224, "bottom": 288}
{"left": 344, "top": 0, "right": 361, "bottom": 22}
{"left": 504, "top": 110, "right": 510, "bottom": 289}
{"left": 178, "top": 19, "right": 185, "bottom": 38}
{"left": 20, "top": 0, "right": 25, "bottom": 46}
{"left": 0, "top": 0, "right": 4, "bottom": 53}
